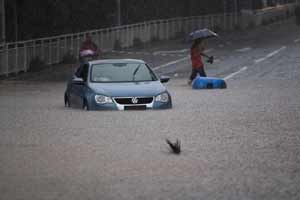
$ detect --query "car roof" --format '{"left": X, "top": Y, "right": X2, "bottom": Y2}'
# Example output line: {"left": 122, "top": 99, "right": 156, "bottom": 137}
{"left": 89, "top": 59, "right": 146, "bottom": 65}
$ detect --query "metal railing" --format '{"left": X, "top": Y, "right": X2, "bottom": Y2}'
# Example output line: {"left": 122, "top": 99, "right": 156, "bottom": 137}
{"left": 0, "top": 3, "right": 296, "bottom": 76}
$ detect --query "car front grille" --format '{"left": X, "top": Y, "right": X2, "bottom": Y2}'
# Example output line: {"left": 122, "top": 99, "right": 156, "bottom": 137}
{"left": 114, "top": 97, "right": 153, "bottom": 105}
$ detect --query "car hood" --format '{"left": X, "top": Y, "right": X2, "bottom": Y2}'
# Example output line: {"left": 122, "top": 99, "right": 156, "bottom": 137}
{"left": 88, "top": 81, "right": 167, "bottom": 97}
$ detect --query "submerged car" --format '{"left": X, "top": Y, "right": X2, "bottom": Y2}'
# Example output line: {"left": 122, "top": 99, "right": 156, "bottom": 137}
{"left": 64, "top": 59, "right": 172, "bottom": 110}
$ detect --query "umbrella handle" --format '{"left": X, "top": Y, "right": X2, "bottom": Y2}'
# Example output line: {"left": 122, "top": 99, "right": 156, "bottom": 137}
{"left": 200, "top": 53, "right": 214, "bottom": 64}
{"left": 201, "top": 53, "right": 210, "bottom": 59}
{"left": 206, "top": 56, "right": 214, "bottom": 64}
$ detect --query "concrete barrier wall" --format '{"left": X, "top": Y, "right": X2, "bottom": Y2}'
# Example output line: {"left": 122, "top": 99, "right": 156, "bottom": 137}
{"left": 0, "top": 3, "right": 297, "bottom": 76}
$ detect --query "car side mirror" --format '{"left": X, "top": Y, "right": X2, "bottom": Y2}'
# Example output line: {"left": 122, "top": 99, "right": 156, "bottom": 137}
{"left": 160, "top": 75, "right": 170, "bottom": 83}
{"left": 72, "top": 77, "right": 84, "bottom": 85}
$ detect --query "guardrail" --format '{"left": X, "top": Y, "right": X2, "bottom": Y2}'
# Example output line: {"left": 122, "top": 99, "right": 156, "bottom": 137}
{"left": 0, "top": 3, "right": 296, "bottom": 76}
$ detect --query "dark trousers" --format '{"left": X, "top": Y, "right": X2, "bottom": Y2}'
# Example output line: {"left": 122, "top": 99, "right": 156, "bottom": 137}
{"left": 190, "top": 67, "right": 207, "bottom": 81}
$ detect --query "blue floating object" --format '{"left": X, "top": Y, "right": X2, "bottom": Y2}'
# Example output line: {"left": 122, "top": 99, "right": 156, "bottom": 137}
{"left": 192, "top": 76, "right": 227, "bottom": 89}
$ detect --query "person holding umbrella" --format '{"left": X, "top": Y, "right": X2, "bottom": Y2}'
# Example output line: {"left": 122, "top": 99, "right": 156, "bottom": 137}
{"left": 189, "top": 38, "right": 207, "bottom": 84}
{"left": 188, "top": 29, "right": 217, "bottom": 85}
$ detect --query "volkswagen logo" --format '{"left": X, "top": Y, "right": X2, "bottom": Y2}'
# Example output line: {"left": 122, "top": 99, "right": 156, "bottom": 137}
{"left": 131, "top": 97, "right": 138, "bottom": 104}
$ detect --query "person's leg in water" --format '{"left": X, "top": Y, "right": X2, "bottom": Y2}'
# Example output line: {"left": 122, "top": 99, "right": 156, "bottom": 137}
{"left": 188, "top": 68, "right": 198, "bottom": 85}
{"left": 198, "top": 67, "right": 207, "bottom": 77}
{"left": 189, "top": 67, "right": 207, "bottom": 84}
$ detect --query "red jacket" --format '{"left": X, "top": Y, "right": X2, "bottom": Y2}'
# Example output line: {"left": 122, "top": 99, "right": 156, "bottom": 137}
{"left": 190, "top": 47, "right": 204, "bottom": 69}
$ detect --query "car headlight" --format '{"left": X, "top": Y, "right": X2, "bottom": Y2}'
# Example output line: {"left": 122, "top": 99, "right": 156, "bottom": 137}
{"left": 95, "top": 95, "right": 113, "bottom": 104}
{"left": 155, "top": 92, "right": 169, "bottom": 103}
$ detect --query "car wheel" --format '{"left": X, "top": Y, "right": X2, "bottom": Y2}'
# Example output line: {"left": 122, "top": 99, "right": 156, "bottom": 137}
{"left": 64, "top": 94, "right": 71, "bottom": 107}
{"left": 82, "top": 99, "right": 90, "bottom": 111}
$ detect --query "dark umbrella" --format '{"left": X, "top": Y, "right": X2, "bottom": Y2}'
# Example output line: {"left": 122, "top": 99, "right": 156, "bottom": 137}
{"left": 188, "top": 28, "right": 218, "bottom": 42}
{"left": 188, "top": 28, "right": 218, "bottom": 64}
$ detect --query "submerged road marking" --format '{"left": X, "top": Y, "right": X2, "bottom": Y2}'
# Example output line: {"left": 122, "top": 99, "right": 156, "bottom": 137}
{"left": 254, "top": 46, "right": 286, "bottom": 64}
{"left": 254, "top": 57, "right": 267, "bottom": 63}
{"left": 294, "top": 38, "right": 300, "bottom": 43}
{"left": 152, "top": 49, "right": 215, "bottom": 71}
{"left": 153, "top": 48, "right": 213, "bottom": 55}
{"left": 224, "top": 66, "right": 248, "bottom": 80}
{"left": 266, "top": 46, "right": 286, "bottom": 58}
{"left": 153, "top": 56, "right": 189, "bottom": 71}
{"left": 203, "top": 48, "right": 214, "bottom": 53}
{"left": 236, "top": 47, "right": 252, "bottom": 52}
{"left": 153, "top": 49, "right": 189, "bottom": 55}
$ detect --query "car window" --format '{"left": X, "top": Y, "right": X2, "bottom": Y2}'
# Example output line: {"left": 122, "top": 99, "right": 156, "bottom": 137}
{"left": 90, "top": 63, "right": 157, "bottom": 82}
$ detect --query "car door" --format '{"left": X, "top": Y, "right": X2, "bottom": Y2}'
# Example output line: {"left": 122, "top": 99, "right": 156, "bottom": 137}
{"left": 70, "top": 63, "right": 89, "bottom": 108}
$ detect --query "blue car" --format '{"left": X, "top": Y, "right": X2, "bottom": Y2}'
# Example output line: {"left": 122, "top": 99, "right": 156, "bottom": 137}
{"left": 64, "top": 59, "right": 172, "bottom": 110}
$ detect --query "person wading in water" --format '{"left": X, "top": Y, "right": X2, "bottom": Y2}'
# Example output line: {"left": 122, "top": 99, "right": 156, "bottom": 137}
{"left": 188, "top": 38, "right": 212, "bottom": 85}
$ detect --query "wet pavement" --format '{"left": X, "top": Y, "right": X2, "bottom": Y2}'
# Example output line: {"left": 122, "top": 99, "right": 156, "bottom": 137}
{"left": 0, "top": 20, "right": 300, "bottom": 200}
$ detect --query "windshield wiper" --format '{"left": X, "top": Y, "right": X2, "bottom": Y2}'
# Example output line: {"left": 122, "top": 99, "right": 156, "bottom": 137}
{"left": 132, "top": 64, "right": 142, "bottom": 81}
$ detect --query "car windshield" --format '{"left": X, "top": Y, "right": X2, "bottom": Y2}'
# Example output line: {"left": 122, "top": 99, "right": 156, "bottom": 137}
{"left": 90, "top": 63, "right": 158, "bottom": 82}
